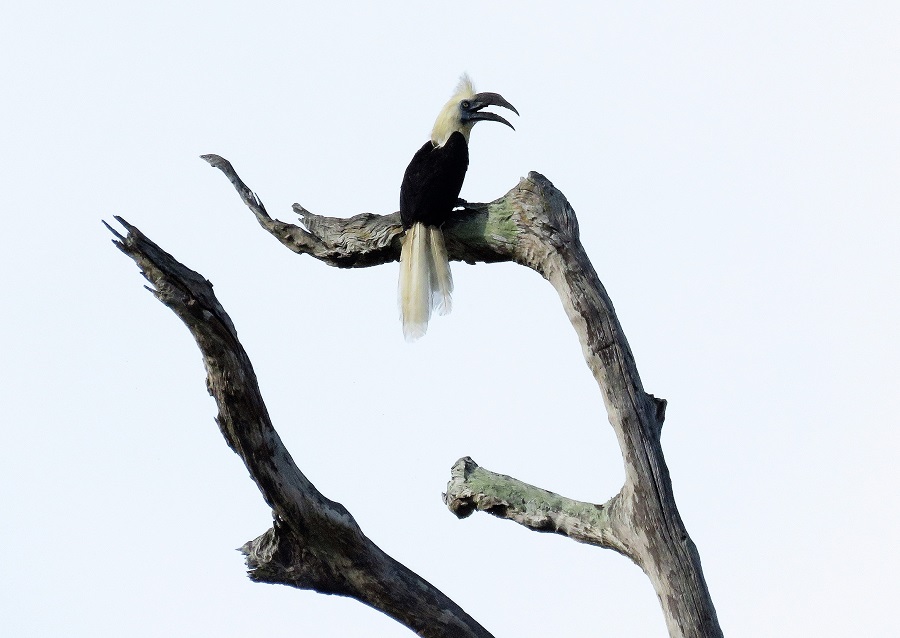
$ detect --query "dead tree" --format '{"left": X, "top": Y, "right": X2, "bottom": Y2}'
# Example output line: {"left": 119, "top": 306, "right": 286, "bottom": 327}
{"left": 107, "top": 154, "right": 722, "bottom": 638}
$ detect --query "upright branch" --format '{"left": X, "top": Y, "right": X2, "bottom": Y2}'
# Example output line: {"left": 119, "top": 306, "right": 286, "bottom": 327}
{"left": 106, "top": 217, "right": 494, "bottom": 638}
{"left": 202, "top": 154, "right": 723, "bottom": 638}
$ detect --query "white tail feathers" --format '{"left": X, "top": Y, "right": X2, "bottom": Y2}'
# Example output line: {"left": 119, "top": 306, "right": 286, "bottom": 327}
{"left": 428, "top": 226, "right": 453, "bottom": 317}
{"left": 398, "top": 223, "right": 454, "bottom": 341}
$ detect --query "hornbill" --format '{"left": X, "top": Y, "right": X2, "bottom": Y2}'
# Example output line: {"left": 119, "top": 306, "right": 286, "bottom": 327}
{"left": 398, "top": 75, "right": 518, "bottom": 341}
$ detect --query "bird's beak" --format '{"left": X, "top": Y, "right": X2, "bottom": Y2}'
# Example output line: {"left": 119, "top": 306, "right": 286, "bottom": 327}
{"left": 464, "top": 92, "right": 519, "bottom": 130}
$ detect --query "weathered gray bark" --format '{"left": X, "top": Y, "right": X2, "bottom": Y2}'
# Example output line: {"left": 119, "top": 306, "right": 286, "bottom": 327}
{"left": 106, "top": 217, "right": 494, "bottom": 638}
{"left": 198, "top": 153, "right": 723, "bottom": 638}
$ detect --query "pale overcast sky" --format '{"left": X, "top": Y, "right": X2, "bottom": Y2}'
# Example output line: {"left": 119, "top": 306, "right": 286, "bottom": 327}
{"left": 2, "top": 2, "right": 898, "bottom": 636}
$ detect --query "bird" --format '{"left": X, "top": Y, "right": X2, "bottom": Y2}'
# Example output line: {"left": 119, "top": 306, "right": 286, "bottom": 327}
{"left": 398, "top": 75, "right": 518, "bottom": 341}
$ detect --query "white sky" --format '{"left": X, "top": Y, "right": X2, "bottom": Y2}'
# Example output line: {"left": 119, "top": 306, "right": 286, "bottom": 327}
{"left": 2, "top": 2, "right": 898, "bottom": 636}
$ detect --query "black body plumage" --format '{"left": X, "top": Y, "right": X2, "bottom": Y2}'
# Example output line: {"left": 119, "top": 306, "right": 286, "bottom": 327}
{"left": 397, "top": 76, "right": 516, "bottom": 340}
{"left": 400, "top": 131, "right": 469, "bottom": 229}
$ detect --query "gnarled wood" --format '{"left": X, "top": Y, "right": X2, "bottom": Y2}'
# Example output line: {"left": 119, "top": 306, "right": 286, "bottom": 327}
{"left": 107, "top": 217, "right": 494, "bottom": 638}
{"left": 202, "top": 154, "right": 723, "bottom": 638}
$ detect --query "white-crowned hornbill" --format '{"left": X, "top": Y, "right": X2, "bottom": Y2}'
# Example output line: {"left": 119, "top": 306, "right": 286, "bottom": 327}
{"left": 398, "top": 75, "right": 517, "bottom": 341}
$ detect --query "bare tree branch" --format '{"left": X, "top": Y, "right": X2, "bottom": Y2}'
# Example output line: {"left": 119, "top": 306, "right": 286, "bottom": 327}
{"left": 201, "top": 153, "right": 514, "bottom": 267}
{"left": 106, "top": 217, "right": 494, "bottom": 638}
{"left": 444, "top": 457, "right": 627, "bottom": 554}
{"left": 202, "top": 155, "right": 723, "bottom": 638}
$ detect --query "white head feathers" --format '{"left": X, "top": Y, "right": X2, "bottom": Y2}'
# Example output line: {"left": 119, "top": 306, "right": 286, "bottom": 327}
{"left": 431, "top": 74, "right": 477, "bottom": 147}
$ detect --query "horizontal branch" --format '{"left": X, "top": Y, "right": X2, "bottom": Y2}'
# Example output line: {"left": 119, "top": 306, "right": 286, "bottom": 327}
{"left": 107, "top": 216, "right": 493, "bottom": 638}
{"left": 201, "top": 153, "right": 521, "bottom": 267}
{"left": 444, "top": 458, "right": 628, "bottom": 555}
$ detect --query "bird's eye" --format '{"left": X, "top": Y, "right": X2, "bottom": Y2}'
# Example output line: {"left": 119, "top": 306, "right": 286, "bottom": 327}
{"left": 460, "top": 100, "right": 470, "bottom": 109}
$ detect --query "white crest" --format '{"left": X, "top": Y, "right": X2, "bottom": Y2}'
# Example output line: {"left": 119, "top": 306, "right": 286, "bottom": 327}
{"left": 431, "top": 74, "right": 477, "bottom": 146}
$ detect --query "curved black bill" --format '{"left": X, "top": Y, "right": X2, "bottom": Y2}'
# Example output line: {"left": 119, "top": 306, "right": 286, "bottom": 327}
{"left": 465, "top": 91, "right": 519, "bottom": 130}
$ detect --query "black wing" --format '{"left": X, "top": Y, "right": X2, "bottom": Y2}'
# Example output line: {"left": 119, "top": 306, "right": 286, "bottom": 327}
{"left": 400, "top": 131, "right": 469, "bottom": 228}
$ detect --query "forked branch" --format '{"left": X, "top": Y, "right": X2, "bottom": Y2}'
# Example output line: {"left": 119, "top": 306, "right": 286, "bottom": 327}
{"left": 202, "top": 154, "right": 723, "bottom": 638}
